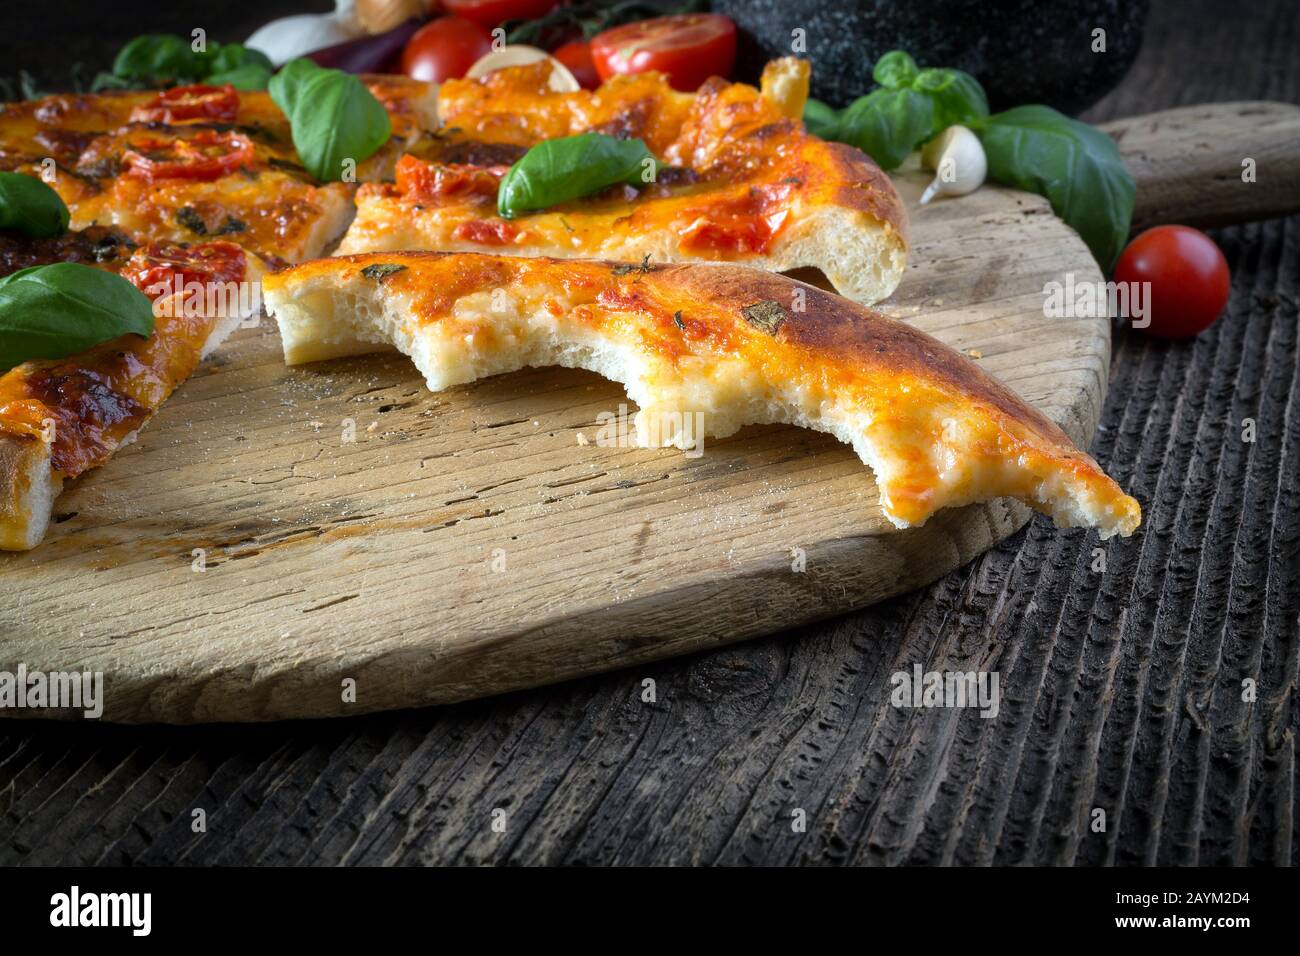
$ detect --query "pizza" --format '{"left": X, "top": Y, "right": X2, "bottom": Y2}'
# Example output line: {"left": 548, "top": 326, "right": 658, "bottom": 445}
{"left": 0, "top": 77, "right": 438, "bottom": 265}
{"left": 0, "top": 230, "right": 265, "bottom": 550}
{"left": 334, "top": 59, "right": 906, "bottom": 299}
{"left": 263, "top": 252, "right": 1141, "bottom": 538}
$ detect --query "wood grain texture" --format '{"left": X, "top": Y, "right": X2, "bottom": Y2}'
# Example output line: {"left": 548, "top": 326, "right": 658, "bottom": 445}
{"left": 1, "top": 0, "right": 1297, "bottom": 866}
{"left": 1101, "top": 101, "right": 1300, "bottom": 231}
{"left": 0, "top": 172, "right": 1108, "bottom": 723}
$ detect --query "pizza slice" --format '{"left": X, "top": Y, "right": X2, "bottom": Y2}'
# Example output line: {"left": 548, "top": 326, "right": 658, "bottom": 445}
{"left": 0, "top": 78, "right": 438, "bottom": 265}
{"left": 0, "top": 230, "right": 265, "bottom": 550}
{"left": 262, "top": 253, "right": 1141, "bottom": 538}
{"left": 336, "top": 60, "right": 906, "bottom": 303}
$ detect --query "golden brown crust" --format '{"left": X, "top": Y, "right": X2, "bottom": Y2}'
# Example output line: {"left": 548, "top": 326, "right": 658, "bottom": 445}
{"left": 264, "top": 252, "right": 1141, "bottom": 537}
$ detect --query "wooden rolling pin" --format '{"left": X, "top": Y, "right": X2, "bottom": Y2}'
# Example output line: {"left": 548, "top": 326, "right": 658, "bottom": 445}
{"left": 1099, "top": 100, "right": 1300, "bottom": 230}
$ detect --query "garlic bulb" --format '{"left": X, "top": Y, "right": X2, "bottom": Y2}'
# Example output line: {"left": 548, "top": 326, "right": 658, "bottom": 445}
{"left": 919, "top": 125, "right": 987, "bottom": 205}
{"left": 245, "top": 1, "right": 365, "bottom": 67}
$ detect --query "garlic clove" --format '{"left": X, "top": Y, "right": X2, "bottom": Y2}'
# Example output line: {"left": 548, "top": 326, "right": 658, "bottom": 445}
{"left": 466, "top": 45, "right": 582, "bottom": 93}
{"left": 919, "top": 125, "right": 987, "bottom": 205}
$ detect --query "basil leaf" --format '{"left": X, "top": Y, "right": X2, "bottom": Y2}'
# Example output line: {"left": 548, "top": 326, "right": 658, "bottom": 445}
{"left": 975, "top": 105, "right": 1135, "bottom": 270}
{"left": 812, "top": 52, "right": 988, "bottom": 168}
{"left": 873, "top": 51, "right": 919, "bottom": 89}
{"left": 836, "top": 88, "right": 934, "bottom": 171}
{"left": 0, "top": 172, "right": 70, "bottom": 238}
{"left": 914, "top": 67, "right": 989, "bottom": 130}
{"left": 802, "top": 98, "right": 841, "bottom": 140}
{"left": 270, "top": 59, "right": 391, "bottom": 182}
{"left": 498, "top": 133, "right": 656, "bottom": 219}
{"left": 267, "top": 57, "right": 318, "bottom": 115}
{"left": 112, "top": 34, "right": 203, "bottom": 82}
{"left": 208, "top": 64, "right": 272, "bottom": 91}
{"left": 209, "top": 43, "right": 273, "bottom": 75}
{"left": 0, "top": 263, "right": 154, "bottom": 372}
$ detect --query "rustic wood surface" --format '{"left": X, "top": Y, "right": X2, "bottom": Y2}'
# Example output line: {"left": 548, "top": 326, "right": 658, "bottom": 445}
{"left": 0, "top": 171, "right": 1106, "bottom": 723}
{"left": 1, "top": 0, "right": 1298, "bottom": 864}
{"left": 1100, "top": 100, "right": 1300, "bottom": 231}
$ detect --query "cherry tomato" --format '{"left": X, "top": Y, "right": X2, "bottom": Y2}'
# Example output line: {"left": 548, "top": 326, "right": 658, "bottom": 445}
{"left": 129, "top": 84, "right": 239, "bottom": 125}
{"left": 401, "top": 16, "right": 495, "bottom": 83}
{"left": 590, "top": 14, "right": 736, "bottom": 92}
{"left": 123, "top": 130, "right": 255, "bottom": 182}
{"left": 440, "top": 0, "right": 557, "bottom": 28}
{"left": 1113, "top": 225, "right": 1231, "bottom": 339}
{"left": 552, "top": 40, "right": 600, "bottom": 90}
{"left": 125, "top": 241, "right": 247, "bottom": 299}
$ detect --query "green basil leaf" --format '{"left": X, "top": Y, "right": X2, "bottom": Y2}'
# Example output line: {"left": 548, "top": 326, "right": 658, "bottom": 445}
{"left": 498, "top": 133, "right": 656, "bottom": 219}
{"left": 872, "top": 50, "right": 919, "bottom": 89}
{"left": 0, "top": 172, "right": 70, "bottom": 238}
{"left": 914, "top": 67, "right": 989, "bottom": 130}
{"left": 209, "top": 43, "right": 273, "bottom": 75}
{"left": 975, "top": 105, "right": 1135, "bottom": 270}
{"left": 0, "top": 263, "right": 154, "bottom": 372}
{"left": 112, "top": 34, "right": 203, "bottom": 82}
{"left": 836, "top": 88, "right": 934, "bottom": 170}
{"left": 270, "top": 59, "right": 391, "bottom": 182}
{"left": 267, "top": 57, "right": 319, "bottom": 115}
{"left": 208, "top": 64, "right": 272, "bottom": 92}
{"left": 802, "top": 98, "right": 841, "bottom": 140}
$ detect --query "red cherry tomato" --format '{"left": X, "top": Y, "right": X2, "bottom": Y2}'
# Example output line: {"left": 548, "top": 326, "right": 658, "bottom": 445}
{"left": 552, "top": 40, "right": 600, "bottom": 90}
{"left": 440, "top": 0, "right": 557, "bottom": 28}
{"left": 129, "top": 84, "right": 239, "bottom": 124}
{"left": 125, "top": 241, "right": 248, "bottom": 299}
{"left": 1113, "top": 225, "right": 1231, "bottom": 339}
{"left": 123, "top": 130, "right": 255, "bottom": 182}
{"left": 590, "top": 14, "right": 736, "bottom": 92}
{"left": 400, "top": 16, "right": 495, "bottom": 83}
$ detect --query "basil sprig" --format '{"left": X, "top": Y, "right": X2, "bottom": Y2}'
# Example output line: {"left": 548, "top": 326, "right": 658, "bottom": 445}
{"left": 0, "top": 173, "right": 70, "bottom": 239}
{"left": 0, "top": 263, "right": 154, "bottom": 372}
{"left": 805, "top": 50, "right": 1134, "bottom": 269}
{"left": 269, "top": 59, "right": 392, "bottom": 184}
{"left": 96, "top": 35, "right": 272, "bottom": 91}
{"left": 807, "top": 51, "right": 987, "bottom": 171}
{"left": 974, "top": 106, "right": 1135, "bottom": 270}
{"left": 498, "top": 133, "right": 656, "bottom": 219}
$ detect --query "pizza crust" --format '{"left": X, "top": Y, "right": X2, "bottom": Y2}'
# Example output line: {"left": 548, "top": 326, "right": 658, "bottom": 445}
{"left": 264, "top": 253, "right": 1141, "bottom": 538}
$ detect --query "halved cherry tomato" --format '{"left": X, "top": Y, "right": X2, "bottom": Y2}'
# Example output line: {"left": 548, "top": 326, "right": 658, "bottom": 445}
{"left": 125, "top": 241, "right": 248, "bottom": 303}
{"left": 123, "top": 130, "right": 255, "bottom": 182}
{"left": 401, "top": 16, "right": 495, "bottom": 83}
{"left": 395, "top": 154, "right": 506, "bottom": 203}
{"left": 129, "top": 84, "right": 240, "bottom": 125}
{"left": 552, "top": 40, "right": 600, "bottom": 90}
{"left": 590, "top": 14, "right": 736, "bottom": 92}
{"left": 441, "top": 0, "right": 557, "bottom": 28}
{"left": 1113, "top": 225, "right": 1231, "bottom": 339}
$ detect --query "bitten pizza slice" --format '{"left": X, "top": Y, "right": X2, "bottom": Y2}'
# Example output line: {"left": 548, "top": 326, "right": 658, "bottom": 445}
{"left": 0, "top": 230, "right": 265, "bottom": 550}
{"left": 338, "top": 60, "right": 907, "bottom": 304}
{"left": 263, "top": 253, "right": 1141, "bottom": 538}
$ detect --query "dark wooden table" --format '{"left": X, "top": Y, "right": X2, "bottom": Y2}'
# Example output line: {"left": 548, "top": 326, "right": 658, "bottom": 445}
{"left": 2, "top": 0, "right": 1297, "bottom": 866}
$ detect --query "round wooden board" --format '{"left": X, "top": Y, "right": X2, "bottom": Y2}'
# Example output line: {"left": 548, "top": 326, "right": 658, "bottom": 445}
{"left": 0, "top": 169, "right": 1109, "bottom": 723}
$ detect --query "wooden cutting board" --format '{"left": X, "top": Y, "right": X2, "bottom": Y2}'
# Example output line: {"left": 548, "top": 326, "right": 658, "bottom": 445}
{"left": 2, "top": 101, "right": 1295, "bottom": 723}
